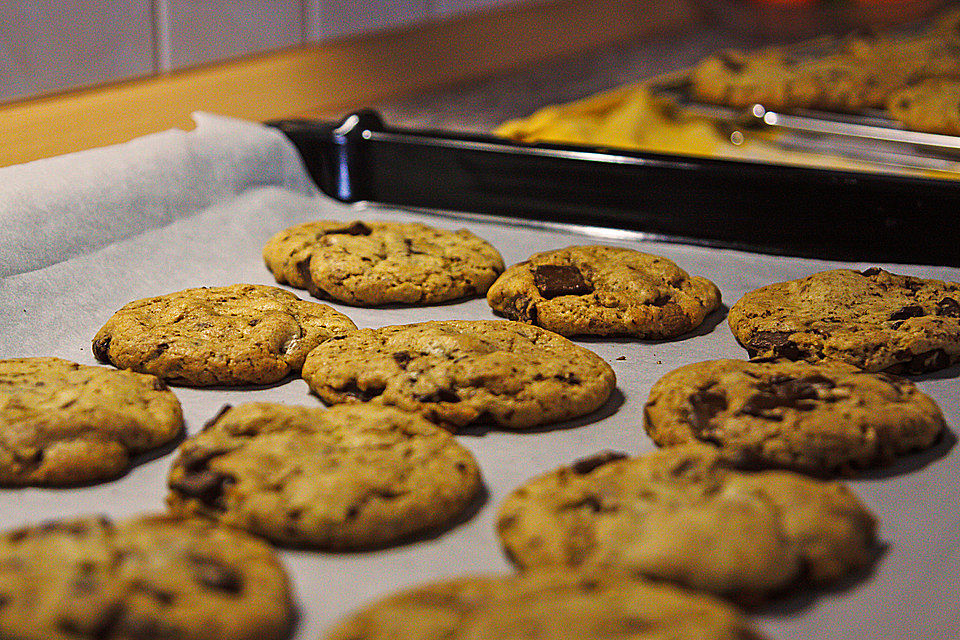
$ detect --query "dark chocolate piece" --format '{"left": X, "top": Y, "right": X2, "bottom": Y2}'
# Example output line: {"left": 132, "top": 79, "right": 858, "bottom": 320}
{"left": 533, "top": 265, "right": 593, "bottom": 299}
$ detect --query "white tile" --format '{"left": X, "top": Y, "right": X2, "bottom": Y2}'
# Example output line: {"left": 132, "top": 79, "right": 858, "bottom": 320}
{"left": 435, "top": 0, "right": 526, "bottom": 17}
{"left": 306, "top": 0, "right": 434, "bottom": 41}
{"left": 161, "top": 0, "right": 303, "bottom": 71}
{"left": 0, "top": 1, "right": 154, "bottom": 101}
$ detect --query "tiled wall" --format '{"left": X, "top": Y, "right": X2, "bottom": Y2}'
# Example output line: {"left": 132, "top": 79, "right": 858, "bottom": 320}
{"left": 1, "top": 0, "right": 526, "bottom": 102}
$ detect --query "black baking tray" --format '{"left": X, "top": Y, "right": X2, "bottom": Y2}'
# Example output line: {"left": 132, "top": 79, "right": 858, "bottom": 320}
{"left": 268, "top": 109, "right": 960, "bottom": 267}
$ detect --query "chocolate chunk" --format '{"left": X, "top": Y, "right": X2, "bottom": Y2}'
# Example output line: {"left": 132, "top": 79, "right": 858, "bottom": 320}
{"left": 415, "top": 388, "right": 461, "bottom": 403}
{"left": 858, "top": 267, "right": 882, "bottom": 277}
{"left": 170, "top": 469, "right": 234, "bottom": 508}
{"left": 937, "top": 297, "right": 960, "bottom": 317}
{"left": 889, "top": 348, "right": 952, "bottom": 375}
{"left": 59, "top": 603, "right": 125, "bottom": 638}
{"left": 327, "top": 221, "right": 372, "bottom": 236}
{"left": 533, "top": 265, "right": 593, "bottom": 299}
{"left": 91, "top": 336, "right": 111, "bottom": 363}
{"left": 336, "top": 381, "right": 385, "bottom": 401}
{"left": 179, "top": 446, "right": 231, "bottom": 473}
{"left": 392, "top": 351, "right": 413, "bottom": 369}
{"left": 509, "top": 296, "right": 538, "bottom": 324}
{"left": 201, "top": 405, "right": 233, "bottom": 432}
{"left": 571, "top": 451, "right": 628, "bottom": 474}
{"left": 739, "top": 375, "right": 835, "bottom": 416}
{"left": 189, "top": 554, "right": 243, "bottom": 594}
{"left": 718, "top": 51, "right": 745, "bottom": 73}
{"left": 687, "top": 389, "right": 728, "bottom": 444}
{"left": 746, "top": 330, "right": 802, "bottom": 359}
{"left": 889, "top": 305, "right": 925, "bottom": 321}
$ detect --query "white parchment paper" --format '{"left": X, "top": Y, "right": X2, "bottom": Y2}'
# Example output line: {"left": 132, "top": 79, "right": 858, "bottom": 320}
{"left": 0, "top": 114, "right": 957, "bottom": 640}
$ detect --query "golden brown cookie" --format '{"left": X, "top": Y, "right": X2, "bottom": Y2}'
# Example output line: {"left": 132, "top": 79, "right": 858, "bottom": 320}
{"left": 323, "top": 568, "right": 768, "bottom": 640}
{"left": 263, "top": 220, "right": 505, "bottom": 306}
{"left": 93, "top": 284, "right": 357, "bottom": 386}
{"left": 0, "top": 357, "right": 183, "bottom": 486}
{"left": 728, "top": 268, "right": 960, "bottom": 374}
{"left": 496, "top": 446, "right": 878, "bottom": 603}
{"left": 486, "top": 246, "right": 720, "bottom": 338}
{"left": 0, "top": 514, "right": 295, "bottom": 640}
{"left": 167, "top": 402, "right": 482, "bottom": 549}
{"left": 300, "top": 320, "right": 616, "bottom": 430}
{"left": 644, "top": 358, "right": 945, "bottom": 474}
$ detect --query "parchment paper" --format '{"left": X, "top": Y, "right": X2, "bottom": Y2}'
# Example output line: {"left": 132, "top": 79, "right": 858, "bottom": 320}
{"left": 1, "top": 114, "right": 957, "bottom": 640}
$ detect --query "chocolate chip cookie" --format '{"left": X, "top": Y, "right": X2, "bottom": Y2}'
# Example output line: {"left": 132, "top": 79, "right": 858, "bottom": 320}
{"left": 300, "top": 320, "right": 616, "bottom": 430}
{"left": 323, "top": 568, "right": 767, "bottom": 640}
{"left": 887, "top": 78, "right": 960, "bottom": 136}
{"left": 0, "top": 514, "right": 295, "bottom": 640}
{"left": 496, "top": 446, "right": 878, "bottom": 603}
{"left": 486, "top": 246, "right": 721, "bottom": 338}
{"left": 0, "top": 357, "right": 183, "bottom": 486}
{"left": 644, "top": 359, "right": 945, "bottom": 474}
{"left": 93, "top": 284, "right": 357, "bottom": 386}
{"left": 167, "top": 402, "right": 482, "bottom": 549}
{"left": 728, "top": 268, "right": 960, "bottom": 374}
{"left": 262, "top": 220, "right": 505, "bottom": 306}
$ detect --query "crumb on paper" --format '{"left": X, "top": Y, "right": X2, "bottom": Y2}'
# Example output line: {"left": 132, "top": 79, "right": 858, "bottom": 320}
{"left": 616, "top": 356, "right": 626, "bottom": 361}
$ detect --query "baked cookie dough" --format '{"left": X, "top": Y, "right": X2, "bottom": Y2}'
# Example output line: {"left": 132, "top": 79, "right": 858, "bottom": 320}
{"left": 887, "top": 78, "right": 960, "bottom": 136}
{"left": 728, "top": 268, "right": 960, "bottom": 374}
{"left": 486, "top": 246, "right": 721, "bottom": 337}
{"left": 644, "top": 358, "right": 945, "bottom": 474}
{"left": 0, "top": 514, "right": 295, "bottom": 640}
{"left": 93, "top": 284, "right": 357, "bottom": 386}
{"left": 167, "top": 402, "right": 482, "bottom": 549}
{"left": 0, "top": 357, "right": 183, "bottom": 486}
{"left": 262, "top": 220, "right": 505, "bottom": 306}
{"left": 300, "top": 320, "right": 616, "bottom": 430}
{"left": 323, "top": 568, "right": 767, "bottom": 640}
{"left": 496, "top": 446, "right": 878, "bottom": 603}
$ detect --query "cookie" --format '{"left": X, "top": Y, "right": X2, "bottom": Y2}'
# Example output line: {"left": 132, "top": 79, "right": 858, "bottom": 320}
{"left": 486, "top": 246, "right": 720, "bottom": 338}
{"left": 887, "top": 78, "right": 960, "bottom": 135}
{"left": 0, "top": 514, "right": 295, "bottom": 640}
{"left": 300, "top": 320, "right": 616, "bottom": 430}
{"left": 644, "top": 358, "right": 945, "bottom": 474}
{"left": 728, "top": 268, "right": 960, "bottom": 374}
{"left": 496, "top": 446, "right": 878, "bottom": 602}
{"left": 93, "top": 284, "right": 357, "bottom": 386}
{"left": 262, "top": 220, "right": 505, "bottom": 306}
{"left": 323, "top": 568, "right": 767, "bottom": 640}
{"left": 0, "top": 357, "right": 183, "bottom": 486}
{"left": 690, "top": 47, "right": 805, "bottom": 110}
{"left": 167, "top": 402, "right": 482, "bottom": 549}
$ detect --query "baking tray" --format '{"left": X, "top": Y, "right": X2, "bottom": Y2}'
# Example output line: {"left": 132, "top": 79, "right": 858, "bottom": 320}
{"left": 268, "top": 110, "right": 960, "bottom": 267}
{"left": 1, "top": 114, "right": 958, "bottom": 640}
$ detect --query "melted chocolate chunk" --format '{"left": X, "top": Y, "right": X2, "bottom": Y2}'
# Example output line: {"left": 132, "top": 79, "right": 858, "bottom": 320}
{"left": 91, "top": 336, "right": 111, "bottom": 363}
{"left": 336, "top": 381, "right": 385, "bottom": 401}
{"left": 889, "top": 305, "right": 925, "bottom": 321}
{"left": 739, "top": 375, "right": 835, "bottom": 416}
{"left": 571, "top": 451, "right": 628, "bottom": 474}
{"left": 889, "top": 348, "right": 952, "bottom": 375}
{"left": 533, "top": 265, "right": 593, "bottom": 299}
{"left": 327, "top": 221, "right": 372, "bottom": 236}
{"left": 415, "top": 388, "right": 461, "bottom": 403}
{"left": 189, "top": 554, "right": 243, "bottom": 594}
{"left": 746, "top": 330, "right": 802, "bottom": 359}
{"left": 937, "top": 297, "right": 960, "bottom": 317}
{"left": 170, "top": 469, "right": 234, "bottom": 508}
{"left": 687, "top": 389, "right": 728, "bottom": 444}
{"left": 718, "top": 51, "right": 745, "bottom": 73}
{"left": 858, "top": 267, "right": 882, "bottom": 277}
{"left": 179, "top": 446, "right": 231, "bottom": 473}
{"left": 392, "top": 351, "right": 413, "bottom": 369}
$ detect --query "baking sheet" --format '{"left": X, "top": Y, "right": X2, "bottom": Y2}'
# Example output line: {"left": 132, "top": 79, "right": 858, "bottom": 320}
{"left": 1, "top": 115, "right": 958, "bottom": 640}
